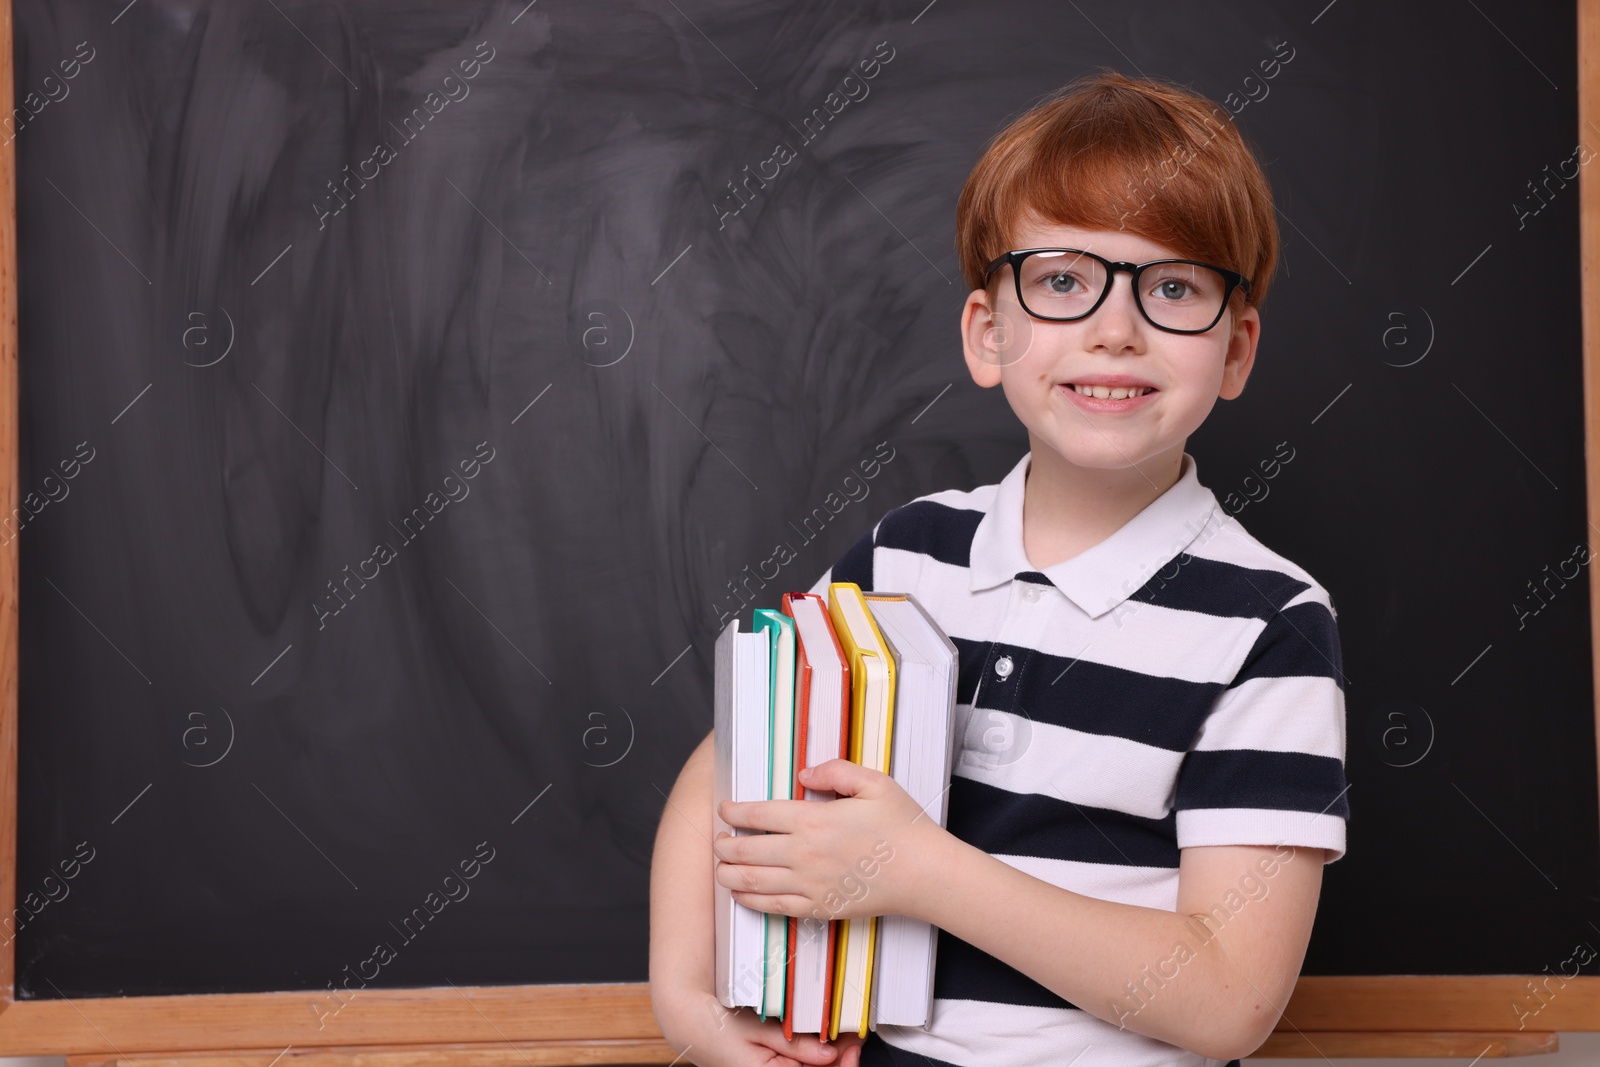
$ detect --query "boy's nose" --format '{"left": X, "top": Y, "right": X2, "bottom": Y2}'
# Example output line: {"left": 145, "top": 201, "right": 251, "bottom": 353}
{"left": 1085, "top": 273, "right": 1144, "bottom": 342}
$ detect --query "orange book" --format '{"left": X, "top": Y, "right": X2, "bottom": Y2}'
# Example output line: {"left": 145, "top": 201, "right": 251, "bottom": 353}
{"left": 779, "top": 591, "right": 851, "bottom": 1039}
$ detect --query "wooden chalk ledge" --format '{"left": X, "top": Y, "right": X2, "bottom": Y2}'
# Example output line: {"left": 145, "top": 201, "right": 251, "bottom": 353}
{"left": 58, "top": 1030, "right": 1563, "bottom": 1065}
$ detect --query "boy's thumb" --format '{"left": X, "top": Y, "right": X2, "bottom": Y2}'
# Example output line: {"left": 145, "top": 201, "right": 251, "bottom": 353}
{"left": 799, "top": 758, "right": 863, "bottom": 793}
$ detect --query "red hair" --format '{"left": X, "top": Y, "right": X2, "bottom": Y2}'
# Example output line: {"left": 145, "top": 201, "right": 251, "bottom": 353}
{"left": 955, "top": 68, "right": 1280, "bottom": 312}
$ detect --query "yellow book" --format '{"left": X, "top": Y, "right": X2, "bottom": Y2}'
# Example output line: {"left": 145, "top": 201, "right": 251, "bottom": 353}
{"left": 823, "top": 582, "right": 896, "bottom": 1040}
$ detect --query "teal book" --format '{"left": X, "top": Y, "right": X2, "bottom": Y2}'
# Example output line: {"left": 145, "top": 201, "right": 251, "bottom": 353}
{"left": 751, "top": 609, "right": 796, "bottom": 1020}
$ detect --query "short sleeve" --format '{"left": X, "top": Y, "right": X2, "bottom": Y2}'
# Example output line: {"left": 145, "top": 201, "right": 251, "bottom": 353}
{"left": 1171, "top": 585, "right": 1349, "bottom": 863}
{"left": 806, "top": 523, "right": 877, "bottom": 598}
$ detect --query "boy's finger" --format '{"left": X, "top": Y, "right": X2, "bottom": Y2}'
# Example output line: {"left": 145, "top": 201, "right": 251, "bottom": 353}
{"left": 831, "top": 1031, "right": 867, "bottom": 1067}
{"left": 750, "top": 1026, "right": 840, "bottom": 1064}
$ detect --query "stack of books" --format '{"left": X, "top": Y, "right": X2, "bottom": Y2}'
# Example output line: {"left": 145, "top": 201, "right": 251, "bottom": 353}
{"left": 713, "top": 581, "right": 959, "bottom": 1040}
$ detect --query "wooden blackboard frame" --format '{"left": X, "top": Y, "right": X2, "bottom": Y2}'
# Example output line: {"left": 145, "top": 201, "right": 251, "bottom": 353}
{"left": 0, "top": 0, "right": 1595, "bottom": 1061}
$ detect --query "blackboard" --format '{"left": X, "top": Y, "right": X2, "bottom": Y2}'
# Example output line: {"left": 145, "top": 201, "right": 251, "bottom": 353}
{"left": 5, "top": 0, "right": 1598, "bottom": 1051}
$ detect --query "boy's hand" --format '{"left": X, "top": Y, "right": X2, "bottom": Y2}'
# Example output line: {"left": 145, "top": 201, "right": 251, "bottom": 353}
{"left": 660, "top": 988, "right": 867, "bottom": 1067}
{"left": 714, "top": 759, "right": 943, "bottom": 924}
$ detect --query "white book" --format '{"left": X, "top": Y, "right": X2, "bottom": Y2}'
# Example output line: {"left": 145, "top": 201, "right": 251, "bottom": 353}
{"left": 863, "top": 592, "right": 959, "bottom": 1030}
{"left": 713, "top": 618, "right": 772, "bottom": 1011}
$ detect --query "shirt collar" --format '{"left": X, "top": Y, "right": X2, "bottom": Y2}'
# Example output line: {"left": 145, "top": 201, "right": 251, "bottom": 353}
{"left": 967, "top": 450, "right": 1222, "bottom": 619}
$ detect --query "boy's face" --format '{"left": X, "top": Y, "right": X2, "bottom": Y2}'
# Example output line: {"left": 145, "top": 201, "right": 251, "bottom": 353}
{"left": 961, "top": 221, "right": 1259, "bottom": 477}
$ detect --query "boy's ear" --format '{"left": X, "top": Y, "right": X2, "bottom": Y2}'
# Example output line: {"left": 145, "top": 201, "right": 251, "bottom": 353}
{"left": 1218, "top": 302, "right": 1261, "bottom": 401}
{"left": 962, "top": 287, "right": 1022, "bottom": 388}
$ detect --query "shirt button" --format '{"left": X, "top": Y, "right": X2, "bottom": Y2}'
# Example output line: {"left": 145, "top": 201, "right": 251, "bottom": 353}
{"left": 1022, "top": 585, "right": 1041, "bottom": 602}
{"left": 994, "top": 655, "right": 1013, "bottom": 680}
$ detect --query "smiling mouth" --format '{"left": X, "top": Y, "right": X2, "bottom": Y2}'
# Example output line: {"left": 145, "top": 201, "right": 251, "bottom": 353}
{"left": 1061, "top": 382, "right": 1158, "bottom": 400}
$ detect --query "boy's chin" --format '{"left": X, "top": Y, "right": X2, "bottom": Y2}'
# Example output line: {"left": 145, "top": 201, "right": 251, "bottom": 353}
{"left": 1035, "top": 435, "right": 1180, "bottom": 473}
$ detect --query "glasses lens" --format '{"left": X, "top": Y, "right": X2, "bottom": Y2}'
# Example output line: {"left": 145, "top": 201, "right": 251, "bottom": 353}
{"left": 1014, "top": 252, "right": 1229, "bottom": 331}
{"left": 1015, "top": 251, "right": 1105, "bottom": 320}
{"left": 1137, "top": 261, "right": 1229, "bottom": 331}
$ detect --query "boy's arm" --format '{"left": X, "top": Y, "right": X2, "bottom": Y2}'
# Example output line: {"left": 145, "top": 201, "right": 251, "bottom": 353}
{"left": 906, "top": 835, "right": 1324, "bottom": 1061}
{"left": 649, "top": 729, "right": 861, "bottom": 1067}
{"left": 648, "top": 729, "right": 719, "bottom": 1039}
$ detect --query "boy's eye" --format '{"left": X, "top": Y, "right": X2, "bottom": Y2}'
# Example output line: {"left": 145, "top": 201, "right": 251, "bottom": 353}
{"left": 1147, "top": 271, "right": 1209, "bottom": 302}
{"left": 1040, "top": 271, "right": 1086, "bottom": 294}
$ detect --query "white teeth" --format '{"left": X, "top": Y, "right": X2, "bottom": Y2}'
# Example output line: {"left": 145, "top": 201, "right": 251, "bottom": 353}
{"left": 1071, "top": 384, "right": 1150, "bottom": 399}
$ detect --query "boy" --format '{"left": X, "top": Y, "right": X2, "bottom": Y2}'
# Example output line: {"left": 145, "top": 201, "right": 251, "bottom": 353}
{"left": 649, "top": 67, "right": 1347, "bottom": 1067}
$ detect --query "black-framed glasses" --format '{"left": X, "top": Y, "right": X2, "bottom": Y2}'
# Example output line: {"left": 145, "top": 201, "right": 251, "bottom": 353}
{"left": 982, "top": 248, "right": 1251, "bottom": 334}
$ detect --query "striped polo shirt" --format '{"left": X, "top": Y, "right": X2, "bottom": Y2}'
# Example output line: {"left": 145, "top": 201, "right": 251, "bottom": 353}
{"left": 805, "top": 449, "right": 1348, "bottom": 1067}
